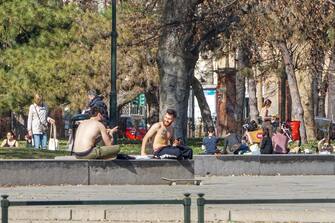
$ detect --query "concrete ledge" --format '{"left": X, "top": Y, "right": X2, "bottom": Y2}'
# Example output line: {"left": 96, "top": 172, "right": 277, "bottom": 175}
{"left": 0, "top": 160, "right": 89, "bottom": 185}
{"left": 0, "top": 155, "right": 334, "bottom": 185}
{"left": 194, "top": 155, "right": 335, "bottom": 176}
{"left": 260, "top": 155, "right": 335, "bottom": 175}
{"left": 0, "top": 160, "right": 193, "bottom": 185}
{"left": 88, "top": 160, "right": 194, "bottom": 185}
{"left": 195, "top": 155, "right": 260, "bottom": 176}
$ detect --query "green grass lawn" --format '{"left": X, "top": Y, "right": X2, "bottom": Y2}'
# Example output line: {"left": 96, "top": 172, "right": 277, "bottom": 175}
{"left": 0, "top": 139, "right": 203, "bottom": 159}
{"left": 0, "top": 138, "right": 329, "bottom": 159}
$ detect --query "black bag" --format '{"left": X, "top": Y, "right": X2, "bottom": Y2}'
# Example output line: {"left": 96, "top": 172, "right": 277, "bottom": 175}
{"left": 40, "top": 123, "right": 48, "bottom": 133}
{"left": 177, "top": 146, "right": 193, "bottom": 159}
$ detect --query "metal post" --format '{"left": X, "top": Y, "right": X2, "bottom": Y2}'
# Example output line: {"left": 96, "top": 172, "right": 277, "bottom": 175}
{"left": 1, "top": 195, "right": 9, "bottom": 223}
{"left": 110, "top": 0, "right": 118, "bottom": 144}
{"left": 197, "top": 193, "right": 205, "bottom": 223}
{"left": 183, "top": 193, "right": 191, "bottom": 223}
{"left": 191, "top": 88, "right": 195, "bottom": 138}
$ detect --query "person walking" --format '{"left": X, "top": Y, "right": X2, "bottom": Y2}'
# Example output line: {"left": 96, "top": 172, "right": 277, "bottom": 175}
{"left": 27, "top": 93, "right": 55, "bottom": 149}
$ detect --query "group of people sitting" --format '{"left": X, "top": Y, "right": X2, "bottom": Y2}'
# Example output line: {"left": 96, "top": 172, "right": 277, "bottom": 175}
{"left": 72, "top": 107, "right": 192, "bottom": 160}
{"left": 200, "top": 126, "right": 290, "bottom": 155}
{"left": 200, "top": 98, "right": 290, "bottom": 155}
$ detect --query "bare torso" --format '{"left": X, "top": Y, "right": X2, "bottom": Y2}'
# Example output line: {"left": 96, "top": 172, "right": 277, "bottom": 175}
{"left": 152, "top": 122, "right": 173, "bottom": 151}
{"left": 73, "top": 119, "right": 106, "bottom": 153}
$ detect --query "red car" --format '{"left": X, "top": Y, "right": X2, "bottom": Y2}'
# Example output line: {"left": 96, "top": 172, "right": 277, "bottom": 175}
{"left": 118, "top": 115, "right": 147, "bottom": 140}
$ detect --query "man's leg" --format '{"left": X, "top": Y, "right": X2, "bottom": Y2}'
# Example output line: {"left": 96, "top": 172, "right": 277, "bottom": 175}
{"left": 97, "top": 145, "right": 120, "bottom": 159}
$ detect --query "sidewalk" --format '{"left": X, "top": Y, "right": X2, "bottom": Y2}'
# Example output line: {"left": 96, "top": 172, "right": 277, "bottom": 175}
{"left": 2, "top": 175, "right": 335, "bottom": 222}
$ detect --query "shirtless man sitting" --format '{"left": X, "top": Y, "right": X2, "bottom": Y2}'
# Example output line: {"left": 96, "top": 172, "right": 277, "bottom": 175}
{"left": 73, "top": 106, "right": 119, "bottom": 159}
{"left": 141, "top": 109, "right": 181, "bottom": 158}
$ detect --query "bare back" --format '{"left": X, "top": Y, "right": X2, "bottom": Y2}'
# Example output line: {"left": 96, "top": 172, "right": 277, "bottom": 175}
{"left": 73, "top": 119, "right": 111, "bottom": 153}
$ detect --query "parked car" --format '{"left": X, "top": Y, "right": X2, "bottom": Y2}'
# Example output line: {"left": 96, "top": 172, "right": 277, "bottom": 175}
{"left": 118, "top": 115, "right": 147, "bottom": 140}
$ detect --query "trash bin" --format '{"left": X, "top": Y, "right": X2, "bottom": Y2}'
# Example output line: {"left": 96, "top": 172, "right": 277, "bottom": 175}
{"left": 290, "top": 120, "right": 300, "bottom": 141}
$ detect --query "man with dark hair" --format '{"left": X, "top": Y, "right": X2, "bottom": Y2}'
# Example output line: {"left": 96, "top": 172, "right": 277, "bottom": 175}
{"left": 166, "top": 109, "right": 177, "bottom": 119}
{"left": 73, "top": 106, "right": 119, "bottom": 159}
{"left": 141, "top": 109, "right": 191, "bottom": 159}
{"left": 83, "top": 89, "right": 109, "bottom": 125}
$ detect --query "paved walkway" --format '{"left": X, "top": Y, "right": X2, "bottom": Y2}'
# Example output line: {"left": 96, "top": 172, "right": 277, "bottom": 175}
{"left": 1, "top": 175, "right": 334, "bottom": 200}
{"left": 2, "top": 176, "right": 335, "bottom": 222}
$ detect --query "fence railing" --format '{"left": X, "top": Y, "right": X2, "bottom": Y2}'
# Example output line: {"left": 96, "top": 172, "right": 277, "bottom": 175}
{"left": 3, "top": 193, "right": 335, "bottom": 223}
{"left": 196, "top": 193, "right": 335, "bottom": 223}
{"left": 0, "top": 194, "right": 191, "bottom": 223}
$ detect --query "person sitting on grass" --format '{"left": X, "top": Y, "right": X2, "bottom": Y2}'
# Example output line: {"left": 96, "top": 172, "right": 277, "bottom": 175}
{"left": 1, "top": 131, "right": 19, "bottom": 148}
{"left": 260, "top": 127, "right": 273, "bottom": 154}
{"left": 73, "top": 106, "right": 119, "bottom": 159}
{"left": 318, "top": 131, "right": 334, "bottom": 154}
{"left": 272, "top": 127, "right": 289, "bottom": 154}
{"left": 202, "top": 127, "right": 219, "bottom": 155}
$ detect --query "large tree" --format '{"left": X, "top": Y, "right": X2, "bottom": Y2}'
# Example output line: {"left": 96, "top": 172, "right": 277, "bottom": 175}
{"left": 157, "top": 0, "right": 239, "bottom": 139}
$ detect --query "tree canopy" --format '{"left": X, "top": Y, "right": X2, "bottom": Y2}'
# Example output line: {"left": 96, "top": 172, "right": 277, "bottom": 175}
{"left": 0, "top": 0, "right": 158, "bottom": 115}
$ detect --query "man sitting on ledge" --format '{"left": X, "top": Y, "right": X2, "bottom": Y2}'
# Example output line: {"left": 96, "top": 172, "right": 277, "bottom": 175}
{"left": 73, "top": 106, "right": 119, "bottom": 159}
{"left": 141, "top": 109, "right": 189, "bottom": 159}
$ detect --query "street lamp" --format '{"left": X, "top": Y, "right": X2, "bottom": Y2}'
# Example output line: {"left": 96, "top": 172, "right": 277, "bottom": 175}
{"left": 110, "top": 0, "right": 117, "bottom": 144}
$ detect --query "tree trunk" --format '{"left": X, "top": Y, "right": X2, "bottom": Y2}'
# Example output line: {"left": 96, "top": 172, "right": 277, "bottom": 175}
{"left": 319, "top": 80, "right": 327, "bottom": 117}
{"left": 296, "top": 70, "right": 316, "bottom": 140}
{"left": 319, "top": 49, "right": 333, "bottom": 117}
{"left": 216, "top": 68, "right": 238, "bottom": 136}
{"left": 278, "top": 41, "right": 307, "bottom": 144}
{"left": 236, "top": 47, "right": 247, "bottom": 134}
{"left": 192, "top": 76, "right": 214, "bottom": 131}
{"left": 248, "top": 74, "right": 259, "bottom": 122}
{"left": 157, "top": 0, "right": 198, "bottom": 141}
{"left": 327, "top": 49, "right": 335, "bottom": 121}
{"left": 144, "top": 86, "right": 159, "bottom": 125}
{"left": 310, "top": 44, "right": 324, "bottom": 117}
{"left": 256, "top": 73, "right": 263, "bottom": 114}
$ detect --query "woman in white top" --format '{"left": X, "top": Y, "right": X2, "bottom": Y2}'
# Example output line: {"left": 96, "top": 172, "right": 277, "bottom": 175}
{"left": 260, "top": 99, "right": 273, "bottom": 136}
{"left": 27, "top": 94, "right": 55, "bottom": 149}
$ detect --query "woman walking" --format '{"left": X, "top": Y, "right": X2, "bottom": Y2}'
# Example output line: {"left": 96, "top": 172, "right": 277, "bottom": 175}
{"left": 27, "top": 93, "right": 55, "bottom": 149}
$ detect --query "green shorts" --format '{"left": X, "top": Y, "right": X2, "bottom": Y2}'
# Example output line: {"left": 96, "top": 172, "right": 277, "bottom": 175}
{"left": 75, "top": 145, "right": 120, "bottom": 159}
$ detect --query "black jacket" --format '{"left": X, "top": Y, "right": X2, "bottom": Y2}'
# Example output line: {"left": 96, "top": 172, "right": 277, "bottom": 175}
{"left": 260, "top": 136, "right": 273, "bottom": 154}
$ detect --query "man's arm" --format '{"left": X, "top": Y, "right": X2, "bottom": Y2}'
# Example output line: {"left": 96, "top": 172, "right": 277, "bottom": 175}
{"left": 100, "top": 124, "right": 112, "bottom": 146}
{"left": 141, "top": 123, "right": 160, "bottom": 156}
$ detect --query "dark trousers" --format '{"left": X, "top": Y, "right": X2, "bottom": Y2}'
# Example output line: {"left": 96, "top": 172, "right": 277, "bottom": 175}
{"left": 154, "top": 146, "right": 193, "bottom": 160}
